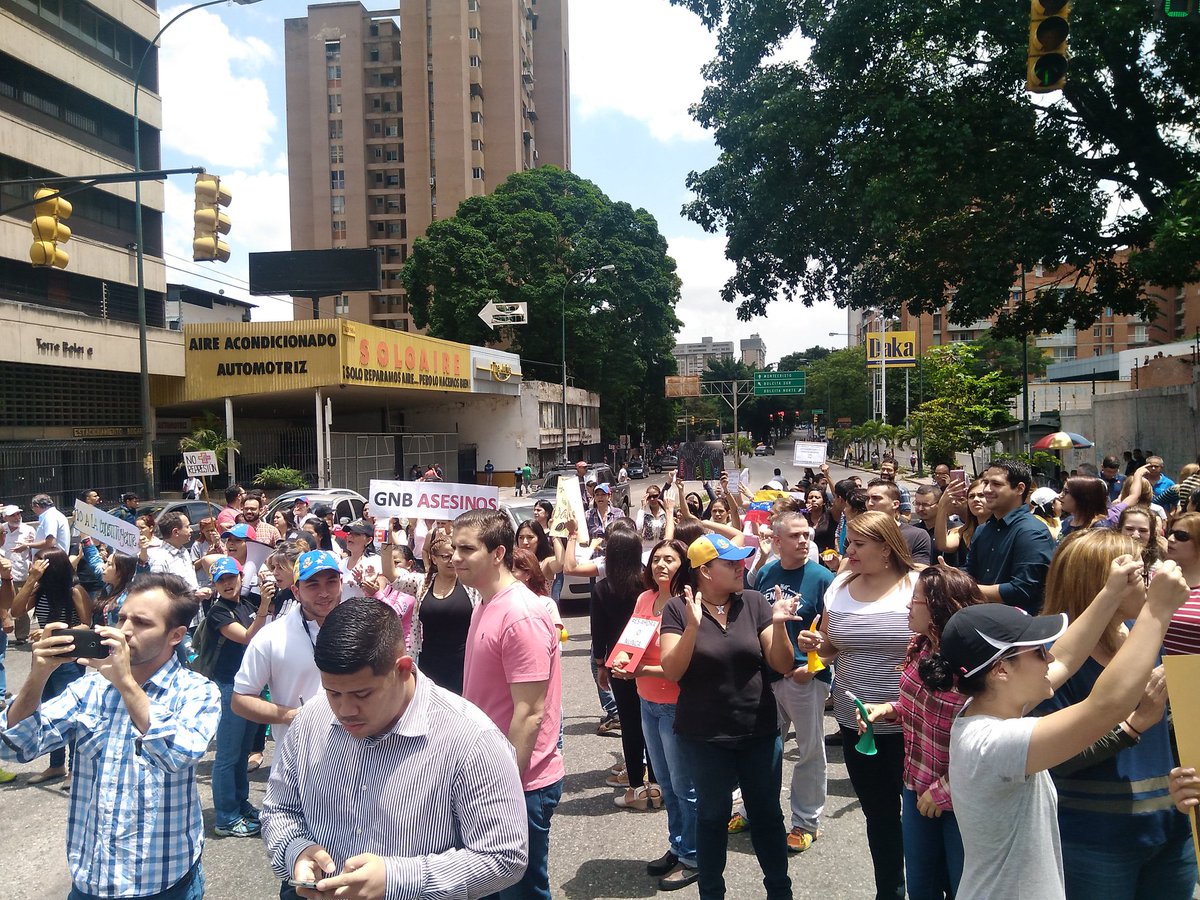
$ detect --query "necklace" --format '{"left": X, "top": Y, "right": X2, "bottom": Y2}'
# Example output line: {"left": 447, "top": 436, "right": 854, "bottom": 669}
{"left": 703, "top": 599, "right": 726, "bottom": 616}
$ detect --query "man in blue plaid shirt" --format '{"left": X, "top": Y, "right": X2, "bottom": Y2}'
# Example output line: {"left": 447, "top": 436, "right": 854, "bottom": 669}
{"left": 1, "top": 573, "right": 220, "bottom": 900}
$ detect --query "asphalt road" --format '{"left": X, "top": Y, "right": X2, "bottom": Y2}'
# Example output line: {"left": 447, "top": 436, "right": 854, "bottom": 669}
{"left": 0, "top": 446, "right": 884, "bottom": 899}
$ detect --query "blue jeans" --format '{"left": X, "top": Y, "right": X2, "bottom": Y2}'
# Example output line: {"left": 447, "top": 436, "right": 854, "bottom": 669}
{"left": 1062, "top": 832, "right": 1196, "bottom": 900}
{"left": 499, "top": 779, "right": 562, "bottom": 900}
{"left": 589, "top": 649, "right": 618, "bottom": 719}
{"left": 681, "top": 733, "right": 791, "bottom": 900}
{"left": 212, "top": 681, "right": 257, "bottom": 829}
{"left": 641, "top": 700, "right": 697, "bottom": 867}
{"left": 43, "top": 661, "right": 86, "bottom": 770}
{"left": 0, "top": 628, "right": 7, "bottom": 697}
{"left": 69, "top": 863, "right": 203, "bottom": 900}
{"left": 901, "top": 787, "right": 963, "bottom": 899}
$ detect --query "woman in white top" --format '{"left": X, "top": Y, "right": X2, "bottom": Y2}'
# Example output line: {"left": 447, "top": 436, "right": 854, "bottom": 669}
{"left": 921, "top": 556, "right": 1191, "bottom": 900}
{"left": 805, "top": 510, "right": 917, "bottom": 900}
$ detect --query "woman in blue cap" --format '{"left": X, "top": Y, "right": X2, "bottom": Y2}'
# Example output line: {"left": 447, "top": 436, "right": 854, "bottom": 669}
{"left": 204, "top": 555, "right": 273, "bottom": 838}
{"left": 921, "top": 554, "right": 1191, "bottom": 900}
{"left": 659, "top": 533, "right": 801, "bottom": 900}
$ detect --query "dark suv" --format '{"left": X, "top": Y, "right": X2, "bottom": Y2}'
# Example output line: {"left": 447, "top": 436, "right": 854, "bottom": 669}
{"left": 532, "top": 464, "right": 631, "bottom": 516}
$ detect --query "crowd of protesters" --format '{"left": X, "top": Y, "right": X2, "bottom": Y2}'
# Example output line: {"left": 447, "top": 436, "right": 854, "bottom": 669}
{"left": 1, "top": 443, "right": 1199, "bottom": 900}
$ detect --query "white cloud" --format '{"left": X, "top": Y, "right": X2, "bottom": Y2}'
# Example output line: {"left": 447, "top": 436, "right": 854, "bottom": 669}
{"left": 158, "top": 5, "right": 278, "bottom": 169}
{"left": 668, "top": 234, "right": 850, "bottom": 363}
{"left": 569, "top": 0, "right": 714, "bottom": 142}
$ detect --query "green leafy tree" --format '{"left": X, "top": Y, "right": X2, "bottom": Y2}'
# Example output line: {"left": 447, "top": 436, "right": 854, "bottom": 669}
{"left": 910, "top": 345, "right": 1020, "bottom": 465}
{"left": 671, "top": 0, "right": 1200, "bottom": 335}
{"left": 778, "top": 346, "right": 831, "bottom": 371}
{"left": 402, "top": 167, "right": 683, "bottom": 437}
{"left": 177, "top": 412, "right": 240, "bottom": 473}
{"left": 969, "top": 331, "right": 1049, "bottom": 383}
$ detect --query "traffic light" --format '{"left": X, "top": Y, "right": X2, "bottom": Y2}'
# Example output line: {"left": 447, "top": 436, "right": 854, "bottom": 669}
{"left": 1027, "top": 0, "right": 1070, "bottom": 92}
{"left": 193, "top": 174, "right": 231, "bottom": 262}
{"left": 29, "top": 188, "right": 72, "bottom": 268}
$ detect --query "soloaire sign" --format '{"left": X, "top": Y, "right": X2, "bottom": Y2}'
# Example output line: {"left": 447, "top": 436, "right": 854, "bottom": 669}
{"left": 340, "top": 322, "right": 471, "bottom": 392}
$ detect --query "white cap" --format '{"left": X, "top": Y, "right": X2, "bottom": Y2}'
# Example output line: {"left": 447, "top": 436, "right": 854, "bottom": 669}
{"left": 1, "top": 504, "right": 21, "bottom": 516}
{"left": 1030, "top": 487, "right": 1059, "bottom": 507}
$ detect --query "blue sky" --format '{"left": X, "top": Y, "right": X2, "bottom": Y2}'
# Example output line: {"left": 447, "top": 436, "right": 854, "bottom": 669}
{"left": 157, "top": 0, "right": 850, "bottom": 364}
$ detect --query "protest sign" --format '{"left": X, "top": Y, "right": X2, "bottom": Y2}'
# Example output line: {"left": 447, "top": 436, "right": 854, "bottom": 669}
{"left": 792, "top": 441, "right": 828, "bottom": 468}
{"left": 183, "top": 450, "right": 220, "bottom": 477}
{"left": 74, "top": 499, "right": 140, "bottom": 555}
{"left": 549, "top": 475, "right": 587, "bottom": 541}
{"left": 1164, "top": 653, "right": 1200, "bottom": 876}
{"left": 605, "top": 616, "right": 662, "bottom": 670}
{"left": 368, "top": 479, "right": 499, "bottom": 519}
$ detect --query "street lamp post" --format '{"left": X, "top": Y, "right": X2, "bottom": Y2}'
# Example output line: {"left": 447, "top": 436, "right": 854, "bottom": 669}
{"left": 561, "top": 262, "right": 614, "bottom": 460}
{"left": 131, "top": 0, "right": 263, "bottom": 497}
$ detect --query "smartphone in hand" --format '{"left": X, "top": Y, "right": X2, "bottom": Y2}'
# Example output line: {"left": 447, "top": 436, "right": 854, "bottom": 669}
{"left": 62, "top": 627, "right": 109, "bottom": 659}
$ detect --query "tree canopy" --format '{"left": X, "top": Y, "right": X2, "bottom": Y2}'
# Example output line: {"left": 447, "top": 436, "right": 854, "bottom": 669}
{"left": 671, "top": 0, "right": 1200, "bottom": 336}
{"left": 402, "top": 167, "right": 683, "bottom": 437}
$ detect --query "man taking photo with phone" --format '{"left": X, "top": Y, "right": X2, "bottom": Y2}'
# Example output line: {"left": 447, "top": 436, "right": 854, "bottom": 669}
{"left": 0, "top": 573, "right": 221, "bottom": 900}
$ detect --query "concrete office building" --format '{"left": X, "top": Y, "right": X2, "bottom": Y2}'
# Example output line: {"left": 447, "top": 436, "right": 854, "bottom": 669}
{"left": 672, "top": 336, "right": 734, "bottom": 376}
{"left": 284, "top": 0, "right": 570, "bottom": 330}
{"left": 740, "top": 333, "right": 766, "bottom": 369}
{"left": 0, "top": 0, "right": 183, "bottom": 508}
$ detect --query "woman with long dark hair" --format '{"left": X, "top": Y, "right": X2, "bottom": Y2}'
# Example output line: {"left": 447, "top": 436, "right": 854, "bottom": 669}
{"left": 858, "top": 565, "right": 983, "bottom": 899}
{"left": 516, "top": 519, "right": 561, "bottom": 589}
{"left": 382, "top": 531, "right": 479, "bottom": 694}
{"left": 100, "top": 552, "right": 138, "bottom": 627}
{"left": 611, "top": 538, "right": 698, "bottom": 890}
{"left": 593, "top": 528, "right": 659, "bottom": 809}
{"left": 10, "top": 549, "right": 90, "bottom": 786}
{"left": 806, "top": 489, "right": 837, "bottom": 553}
{"left": 1059, "top": 477, "right": 1110, "bottom": 540}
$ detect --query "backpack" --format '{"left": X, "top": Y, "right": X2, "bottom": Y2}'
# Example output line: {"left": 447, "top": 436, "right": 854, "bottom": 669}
{"left": 188, "top": 613, "right": 227, "bottom": 679}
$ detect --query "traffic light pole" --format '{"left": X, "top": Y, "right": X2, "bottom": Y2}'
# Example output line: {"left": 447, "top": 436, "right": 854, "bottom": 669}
{"left": 0, "top": 168, "right": 203, "bottom": 217}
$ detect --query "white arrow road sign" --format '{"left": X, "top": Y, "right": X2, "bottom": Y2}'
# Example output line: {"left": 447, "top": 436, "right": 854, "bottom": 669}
{"left": 479, "top": 300, "right": 528, "bottom": 329}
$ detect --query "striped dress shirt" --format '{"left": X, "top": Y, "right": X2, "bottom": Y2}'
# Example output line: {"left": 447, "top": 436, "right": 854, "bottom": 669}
{"left": 0, "top": 656, "right": 221, "bottom": 898}
{"left": 262, "top": 671, "right": 529, "bottom": 899}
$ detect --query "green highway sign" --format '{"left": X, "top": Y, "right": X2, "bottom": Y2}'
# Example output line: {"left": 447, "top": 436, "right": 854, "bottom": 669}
{"left": 812, "top": 408, "right": 825, "bottom": 414}
{"left": 753, "top": 370, "right": 806, "bottom": 396}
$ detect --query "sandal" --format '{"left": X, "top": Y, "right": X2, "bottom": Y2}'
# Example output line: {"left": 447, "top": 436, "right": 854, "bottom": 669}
{"left": 787, "top": 827, "right": 818, "bottom": 852}
{"left": 614, "top": 784, "right": 664, "bottom": 811}
{"left": 247, "top": 752, "right": 264, "bottom": 772}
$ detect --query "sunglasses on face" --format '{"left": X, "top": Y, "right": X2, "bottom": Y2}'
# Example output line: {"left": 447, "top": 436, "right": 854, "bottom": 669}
{"left": 1002, "top": 645, "right": 1049, "bottom": 663}
{"left": 1168, "top": 529, "right": 1193, "bottom": 542}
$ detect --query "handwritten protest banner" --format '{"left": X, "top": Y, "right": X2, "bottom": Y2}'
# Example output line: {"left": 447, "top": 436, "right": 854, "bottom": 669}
{"left": 183, "top": 450, "right": 220, "bottom": 476}
{"left": 549, "top": 475, "right": 587, "bottom": 541}
{"left": 368, "top": 479, "right": 499, "bottom": 519}
{"left": 792, "top": 441, "right": 828, "bottom": 468}
{"left": 74, "top": 499, "right": 140, "bottom": 555}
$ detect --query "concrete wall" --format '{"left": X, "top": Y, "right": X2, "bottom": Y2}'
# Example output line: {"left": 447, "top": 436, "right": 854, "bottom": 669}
{"left": 1059, "top": 377, "right": 1200, "bottom": 473}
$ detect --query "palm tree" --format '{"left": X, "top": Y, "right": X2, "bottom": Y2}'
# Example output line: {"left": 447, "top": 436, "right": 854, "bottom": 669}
{"left": 177, "top": 412, "right": 241, "bottom": 473}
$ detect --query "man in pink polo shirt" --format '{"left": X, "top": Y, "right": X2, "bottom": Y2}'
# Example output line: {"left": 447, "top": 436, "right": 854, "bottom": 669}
{"left": 453, "top": 508, "right": 563, "bottom": 900}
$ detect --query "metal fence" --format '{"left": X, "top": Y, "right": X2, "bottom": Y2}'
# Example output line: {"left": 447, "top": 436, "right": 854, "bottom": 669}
{"left": 0, "top": 439, "right": 144, "bottom": 512}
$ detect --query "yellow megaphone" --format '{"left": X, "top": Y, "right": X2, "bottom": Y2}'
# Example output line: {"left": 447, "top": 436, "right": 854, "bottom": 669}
{"left": 806, "top": 616, "right": 826, "bottom": 674}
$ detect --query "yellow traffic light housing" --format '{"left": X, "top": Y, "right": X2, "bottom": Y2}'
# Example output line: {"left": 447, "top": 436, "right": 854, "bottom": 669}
{"left": 193, "top": 173, "right": 232, "bottom": 262}
{"left": 30, "top": 188, "right": 72, "bottom": 268}
{"left": 1027, "top": 0, "right": 1070, "bottom": 92}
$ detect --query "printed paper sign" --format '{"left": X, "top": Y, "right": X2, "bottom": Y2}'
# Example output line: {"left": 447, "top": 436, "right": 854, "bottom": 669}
{"left": 549, "top": 476, "right": 588, "bottom": 541}
{"left": 183, "top": 450, "right": 220, "bottom": 477}
{"left": 605, "top": 616, "right": 661, "bottom": 670}
{"left": 74, "top": 499, "right": 140, "bottom": 555}
{"left": 1164, "top": 654, "right": 1200, "bottom": 877}
{"left": 792, "top": 441, "right": 828, "bottom": 468}
{"left": 368, "top": 479, "right": 500, "bottom": 519}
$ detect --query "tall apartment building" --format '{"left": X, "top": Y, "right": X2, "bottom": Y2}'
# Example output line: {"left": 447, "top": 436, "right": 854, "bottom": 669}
{"left": 284, "top": 0, "right": 570, "bottom": 330}
{"left": 0, "top": 0, "right": 186, "bottom": 506}
{"left": 740, "top": 333, "right": 766, "bottom": 369}
{"left": 672, "top": 336, "right": 734, "bottom": 376}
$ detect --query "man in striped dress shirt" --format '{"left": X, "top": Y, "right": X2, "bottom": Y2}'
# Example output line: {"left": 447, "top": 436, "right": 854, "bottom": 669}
{"left": 262, "top": 597, "right": 529, "bottom": 900}
{"left": 0, "top": 573, "right": 220, "bottom": 900}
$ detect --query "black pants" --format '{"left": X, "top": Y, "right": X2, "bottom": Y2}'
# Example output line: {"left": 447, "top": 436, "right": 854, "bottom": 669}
{"left": 610, "top": 675, "right": 654, "bottom": 787}
{"left": 841, "top": 726, "right": 905, "bottom": 900}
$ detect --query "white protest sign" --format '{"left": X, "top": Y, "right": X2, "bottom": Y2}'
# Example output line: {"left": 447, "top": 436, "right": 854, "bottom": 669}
{"left": 549, "top": 475, "right": 588, "bottom": 541}
{"left": 183, "top": 450, "right": 220, "bottom": 477}
{"left": 792, "top": 441, "right": 828, "bottom": 468}
{"left": 74, "top": 499, "right": 140, "bottom": 555}
{"left": 368, "top": 479, "right": 500, "bottom": 519}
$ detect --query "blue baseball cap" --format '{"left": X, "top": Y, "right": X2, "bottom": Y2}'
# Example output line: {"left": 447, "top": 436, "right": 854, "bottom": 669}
{"left": 593, "top": 483, "right": 611, "bottom": 494}
{"left": 221, "top": 523, "right": 256, "bottom": 540}
{"left": 297, "top": 550, "right": 341, "bottom": 582}
{"left": 209, "top": 556, "right": 242, "bottom": 582}
{"left": 687, "top": 534, "right": 756, "bottom": 567}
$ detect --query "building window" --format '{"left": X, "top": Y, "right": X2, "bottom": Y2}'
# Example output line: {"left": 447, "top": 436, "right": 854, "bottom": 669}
{"left": 472, "top": 167, "right": 484, "bottom": 179}
{"left": 332, "top": 220, "right": 346, "bottom": 240}
{"left": 327, "top": 65, "right": 341, "bottom": 86}
{"left": 330, "top": 169, "right": 345, "bottom": 190}
{"left": 471, "top": 139, "right": 484, "bottom": 151}
{"left": 325, "top": 40, "right": 341, "bottom": 61}
{"left": 330, "top": 145, "right": 344, "bottom": 164}
{"left": 373, "top": 147, "right": 383, "bottom": 160}
{"left": 471, "top": 111, "right": 484, "bottom": 124}
{"left": 468, "top": 0, "right": 479, "bottom": 10}
{"left": 385, "top": 148, "right": 400, "bottom": 161}
{"left": 469, "top": 55, "right": 481, "bottom": 67}
{"left": 331, "top": 196, "right": 345, "bottom": 214}
{"left": 1104, "top": 324, "right": 1113, "bottom": 337}
{"left": 469, "top": 27, "right": 481, "bottom": 39}
{"left": 329, "top": 120, "right": 343, "bottom": 140}
{"left": 335, "top": 295, "right": 350, "bottom": 315}
{"left": 1093, "top": 347, "right": 1103, "bottom": 356}
{"left": 368, "top": 47, "right": 380, "bottom": 62}
{"left": 328, "top": 94, "right": 342, "bottom": 114}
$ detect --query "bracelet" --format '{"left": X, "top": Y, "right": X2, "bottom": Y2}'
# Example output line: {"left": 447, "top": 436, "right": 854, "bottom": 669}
{"left": 1122, "top": 718, "right": 1143, "bottom": 736}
